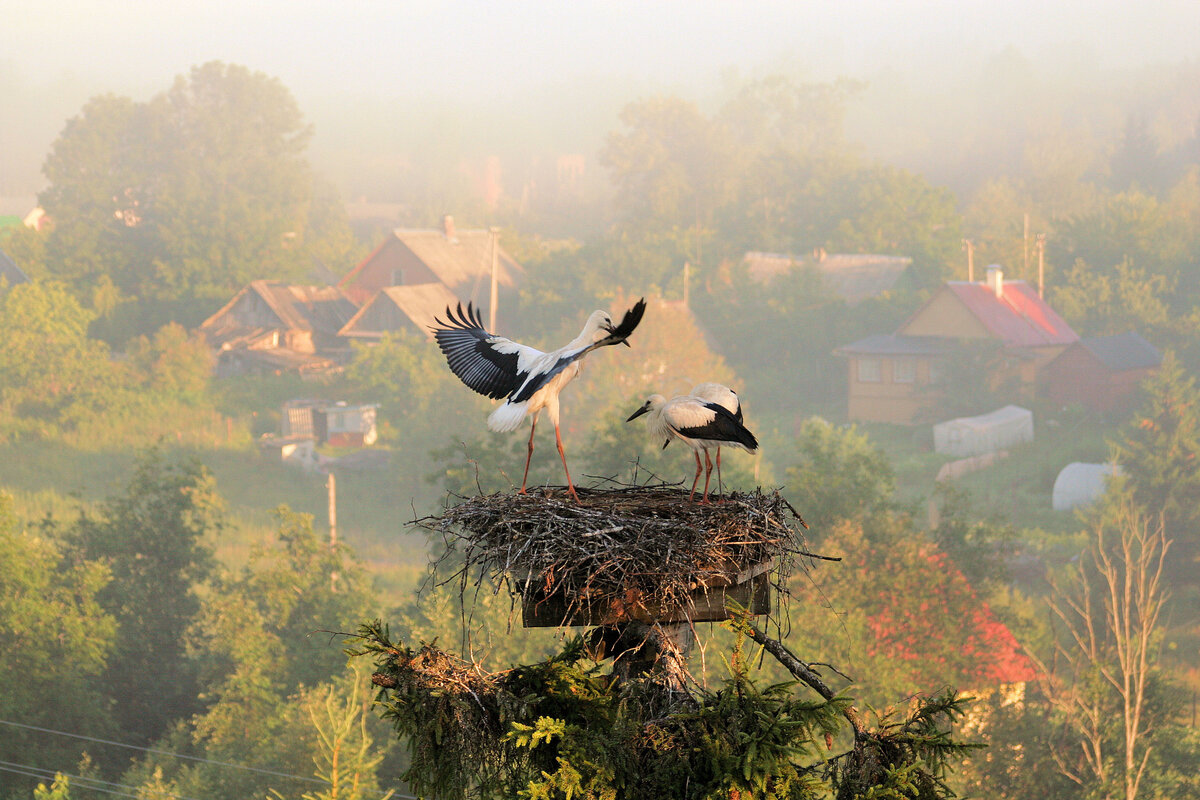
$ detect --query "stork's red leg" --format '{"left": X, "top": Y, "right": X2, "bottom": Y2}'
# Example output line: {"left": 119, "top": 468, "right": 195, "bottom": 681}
{"left": 690, "top": 451, "right": 703, "bottom": 501}
{"left": 554, "top": 422, "right": 580, "bottom": 502}
{"left": 520, "top": 416, "right": 538, "bottom": 494}
{"left": 715, "top": 447, "right": 724, "bottom": 499}
{"left": 701, "top": 449, "right": 714, "bottom": 504}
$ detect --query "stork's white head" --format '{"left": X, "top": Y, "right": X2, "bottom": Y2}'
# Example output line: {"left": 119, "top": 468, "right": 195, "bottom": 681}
{"left": 582, "top": 309, "right": 617, "bottom": 344}
{"left": 626, "top": 394, "right": 666, "bottom": 422}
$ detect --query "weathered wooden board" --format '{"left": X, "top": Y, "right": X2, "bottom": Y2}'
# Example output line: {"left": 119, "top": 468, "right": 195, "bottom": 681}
{"left": 520, "top": 570, "right": 772, "bottom": 628}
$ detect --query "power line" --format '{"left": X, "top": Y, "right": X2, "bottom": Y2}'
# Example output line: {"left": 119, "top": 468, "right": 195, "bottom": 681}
{"left": 0, "top": 719, "right": 418, "bottom": 800}
{"left": 0, "top": 761, "right": 196, "bottom": 800}
{"left": 0, "top": 719, "right": 325, "bottom": 784}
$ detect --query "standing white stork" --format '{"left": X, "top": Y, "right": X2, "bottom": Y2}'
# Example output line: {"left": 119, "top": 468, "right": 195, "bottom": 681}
{"left": 689, "top": 382, "right": 742, "bottom": 496}
{"left": 626, "top": 393, "right": 758, "bottom": 503}
{"left": 433, "top": 299, "right": 646, "bottom": 501}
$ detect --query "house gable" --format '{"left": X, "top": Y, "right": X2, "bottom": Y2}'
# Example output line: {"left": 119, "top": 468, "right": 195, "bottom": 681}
{"left": 339, "top": 282, "right": 459, "bottom": 341}
{"left": 899, "top": 287, "right": 994, "bottom": 340}
{"left": 339, "top": 224, "right": 524, "bottom": 306}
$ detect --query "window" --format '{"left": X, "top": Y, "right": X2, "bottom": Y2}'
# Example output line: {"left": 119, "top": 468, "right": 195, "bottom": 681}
{"left": 390, "top": 268, "right": 405, "bottom": 285}
{"left": 857, "top": 358, "right": 882, "bottom": 383}
{"left": 894, "top": 359, "right": 916, "bottom": 384}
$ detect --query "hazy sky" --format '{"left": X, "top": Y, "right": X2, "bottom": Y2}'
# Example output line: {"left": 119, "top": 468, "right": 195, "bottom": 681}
{"left": 3, "top": 0, "right": 1198, "bottom": 201}
{"left": 5, "top": 0, "right": 1199, "bottom": 104}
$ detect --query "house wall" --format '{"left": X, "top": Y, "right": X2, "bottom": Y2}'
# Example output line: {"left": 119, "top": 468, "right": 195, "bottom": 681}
{"left": 344, "top": 239, "right": 440, "bottom": 302}
{"left": 899, "top": 290, "right": 992, "bottom": 339}
{"left": 1044, "top": 347, "right": 1155, "bottom": 413}
{"left": 213, "top": 290, "right": 281, "bottom": 330}
{"left": 845, "top": 355, "right": 941, "bottom": 424}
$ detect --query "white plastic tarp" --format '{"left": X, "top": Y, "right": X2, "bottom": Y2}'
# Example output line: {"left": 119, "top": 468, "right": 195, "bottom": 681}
{"left": 933, "top": 405, "right": 1033, "bottom": 458}
{"left": 1052, "top": 462, "right": 1122, "bottom": 511}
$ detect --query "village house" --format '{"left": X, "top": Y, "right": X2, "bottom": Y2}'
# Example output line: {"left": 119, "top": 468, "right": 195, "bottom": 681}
{"left": 338, "top": 282, "right": 460, "bottom": 342}
{"left": 281, "top": 398, "right": 379, "bottom": 447}
{"left": 836, "top": 267, "right": 1079, "bottom": 424}
{"left": 337, "top": 216, "right": 524, "bottom": 314}
{"left": 199, "top": 280, "right": 358, "bottom": 377}
{"left": 1042, "top": 331, "right": 1161, "bottom": 414}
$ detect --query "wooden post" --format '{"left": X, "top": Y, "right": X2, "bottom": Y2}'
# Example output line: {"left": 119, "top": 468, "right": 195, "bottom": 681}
{"left": 1023, "top": 212, "right": 1030, "bottom": 279}
{"left": 962, "top": 239, "right": 975, "bottom": 282}
{"left": 327, "top": 472, "right": 338, "bottom": 593}
{"left": 489, "top": 227, "right": 500, "bottom": 332}
{"left": 1036, "top": 233, "right": 1046, "bottom": 299}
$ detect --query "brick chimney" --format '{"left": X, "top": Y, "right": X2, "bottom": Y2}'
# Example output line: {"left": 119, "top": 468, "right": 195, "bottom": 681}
{"left": 442, "top": 214, "right": 457, "bottom": 242}
{"left": 986, "top": 265, "right": 1004, "bottom": 298}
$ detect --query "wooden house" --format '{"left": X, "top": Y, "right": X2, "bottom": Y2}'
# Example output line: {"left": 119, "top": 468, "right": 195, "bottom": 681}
{"left": 1042, "top": 331, "right": 1161, "bottom": 414}
{"left": 199, "top": 281, "right": 358, "bottom": 377}
{"left": 338, "top": 216, "right": 524, "bottom": 311}
{"left": 281, "top": 399, "right": 378, "bottom": 447}
{"left": 836, "top": 267, "right": 1079, "bottom": 424}
{"left": 338, "top": 283, "right": 460, "bottom": 342}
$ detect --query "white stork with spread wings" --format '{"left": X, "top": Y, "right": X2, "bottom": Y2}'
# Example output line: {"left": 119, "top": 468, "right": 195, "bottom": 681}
{"left": 433, "top": 299, "right": 646, "bottom": 501}
{"left": 627, "top": 392, "right": 758, "bottom": 503}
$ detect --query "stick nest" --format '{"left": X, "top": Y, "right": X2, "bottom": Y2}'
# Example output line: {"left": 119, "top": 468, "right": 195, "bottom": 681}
{"left": 415, "top": 483, "right": 814, "bottom": 622}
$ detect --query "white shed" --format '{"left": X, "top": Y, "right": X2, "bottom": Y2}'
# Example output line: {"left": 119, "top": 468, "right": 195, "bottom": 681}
{"left": 933, "top": 405, "right": 1033, "bottom": 458}
{"left": 1052, "top": 462, "right": 1122, "bottom": 511}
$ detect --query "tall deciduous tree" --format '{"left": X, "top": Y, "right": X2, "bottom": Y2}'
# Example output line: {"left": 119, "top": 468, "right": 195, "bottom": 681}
{"left": 39, "top": 62, "right": 348, "bottom": 305}
{"left": 64, "top": 452, "right": 222, "bottom": 751}
{"left": 0, "top": 494, "right": 115, "bottom": 791}
{"left": 1035, "top": 498, "right": 1172, "bottom": 800}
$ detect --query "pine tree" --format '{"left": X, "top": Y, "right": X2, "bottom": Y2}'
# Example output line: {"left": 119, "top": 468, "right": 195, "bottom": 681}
{"left": 1111, "top": 351, "right": 1200, "bottom": 573}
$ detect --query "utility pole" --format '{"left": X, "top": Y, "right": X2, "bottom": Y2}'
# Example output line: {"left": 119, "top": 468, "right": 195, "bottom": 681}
{"left": 327, "top": 472, "right": 338, "bottom": 593}
{"left": 489, "top": 227, "right": 500, "bottom": 332}
{"left": 1036, "top": 234, "right": 1046, "bottom": 299}
{"left": 1023, "top": 212, "right": 1030, "bottom": 280}
{"left": 962, "top": 239, "right": 975, "bottom": 282}
{"left": 683, "top": 261, "right": 690, "bottom": 307}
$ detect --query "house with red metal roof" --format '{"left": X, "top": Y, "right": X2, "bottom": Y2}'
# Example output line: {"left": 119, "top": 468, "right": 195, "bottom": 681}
{"left": 836, "top": 266, "right": 1079, "bottom": 423}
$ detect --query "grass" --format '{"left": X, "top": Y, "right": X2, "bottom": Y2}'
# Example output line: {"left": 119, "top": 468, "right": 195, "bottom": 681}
{"left": 0, "top": 438, "right": 441, "bottom": 605}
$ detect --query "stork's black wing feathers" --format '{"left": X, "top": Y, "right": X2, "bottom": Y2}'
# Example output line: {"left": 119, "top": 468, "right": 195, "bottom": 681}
{"left": 431, "top": 302, "right": 528, "bottom": 400}
{"left": 592, "top": 297, "right": 647, "bottom": 348}
{"left": 672, "top": 403, "right": 759, "bottom": 450}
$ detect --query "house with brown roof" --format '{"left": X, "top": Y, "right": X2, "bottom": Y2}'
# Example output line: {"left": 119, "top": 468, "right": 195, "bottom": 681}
{"left": 836, "top": 267, "right": 1079, "bottom": 423}
{"left": 338, "top": 216, "right": 523, "bottom": 315}
{"left": 1042, "top": 331, "right": 1161, "bottom": 414}
{"left": 199, "top": 281, "right": 358, "bottom": 377}
{"left": 338, "top": 283, "right": 460, "bottom": 342}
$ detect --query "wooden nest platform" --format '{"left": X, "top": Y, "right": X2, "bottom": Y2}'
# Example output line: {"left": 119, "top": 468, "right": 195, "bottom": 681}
{"left": 416, "top": 483, "right": 816, "bottom": 628}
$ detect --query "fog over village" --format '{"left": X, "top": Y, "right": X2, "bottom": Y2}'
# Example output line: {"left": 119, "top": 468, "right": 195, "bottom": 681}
{"left": 2, "top": 3, "right": 1200, "bottom": 798}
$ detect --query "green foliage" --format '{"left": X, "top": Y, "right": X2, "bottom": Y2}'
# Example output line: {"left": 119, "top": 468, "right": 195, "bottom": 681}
{"left": 0, "top": 493, "right": 115, "bottom": 788}
{"left": 60, "top": 451, "right": 221, "bottom": 750}
{"left": 928, "top": 482, "right": 1017, "bottom": 593}
{"left": 1110, "top": 352, "right": 1200, "bottom": 569}
{"left": 31, "top": 774, "right": 71, "bottom": 800}
{"left": 826, "top": 691, "right": 979, "bottom": 800}
{"left": 784, "top": 417, "right": 895, "bottom": 532}
{"left": 1051, "top": 259, "right": 1173, "bottom": 338}
{"left": 354, "top": 622, "right": 854, "bottom": 800}
{"left": 39, "top": 62, "right": 354, "bottom": 308}
{"left": 0, "top": 280, "right": 116, "bottom": 438}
